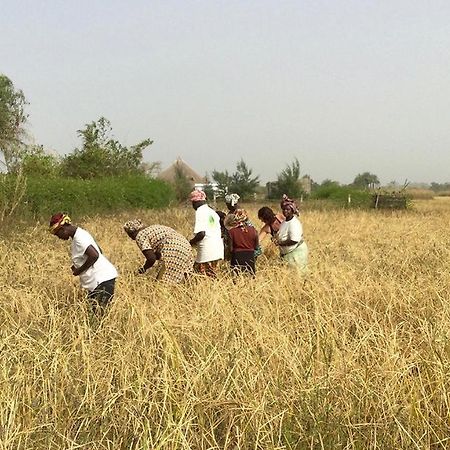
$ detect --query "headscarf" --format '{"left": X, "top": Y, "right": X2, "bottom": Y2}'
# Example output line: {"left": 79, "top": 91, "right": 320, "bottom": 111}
{"left": 189, "top": 189, "right": 206, "bottom": 202}
{"left": 123, "top": 219, "right": 145, "bottom": 234}
{"left": 280, "top": 194, "right": 299, "bottom": 215}
{"left": 224, "top": 208, "right": 248, "bottom": 230}
{"left": 49, "top": 212, "right": 71, "bottom": 234}
{"left": 224, "top": 193, "right": 240, "bottom": 207}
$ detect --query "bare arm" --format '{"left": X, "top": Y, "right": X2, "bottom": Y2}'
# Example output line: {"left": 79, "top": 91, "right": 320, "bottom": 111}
{"left": 190, "top": 231, "right": 205, "bottom": 246}
{"left": 72, "top": 245, "right": 99, "bottom": 276}
{"left": 138, "top": 249, "right": 157, "bottom": 273}
{"left": 258, "top": 224, "right": 270, "bottom": 242}
{"left": 277, "top": 238, "right": 298, "bottom": 247}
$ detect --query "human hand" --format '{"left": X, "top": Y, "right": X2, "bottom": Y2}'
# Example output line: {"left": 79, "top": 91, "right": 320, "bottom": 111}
{"left": 71, "top": 265, "right": 80, "bottom": 276}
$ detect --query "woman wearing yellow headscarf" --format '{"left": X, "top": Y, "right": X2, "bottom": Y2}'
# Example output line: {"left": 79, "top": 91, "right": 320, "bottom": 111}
{"left": 49, "top": 212, "right": 118, "bottom": 308}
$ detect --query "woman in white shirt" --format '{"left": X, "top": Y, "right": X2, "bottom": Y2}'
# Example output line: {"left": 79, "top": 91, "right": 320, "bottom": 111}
{"left": 275, "top": 195, "right": 308, "bottom": 274}
{"left": 189, "top": 189, "right": 224, "bottom": 277}
{"left": 49, "top": 213, "right": 118, "bottom": 309}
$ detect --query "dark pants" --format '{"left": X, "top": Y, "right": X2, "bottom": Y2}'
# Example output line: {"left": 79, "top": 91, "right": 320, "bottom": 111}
{"left": 87, "top": 278, "right": 116, "bottom": 310}
{"left": 231, "top": 251, "right": 255, "bottom": 276}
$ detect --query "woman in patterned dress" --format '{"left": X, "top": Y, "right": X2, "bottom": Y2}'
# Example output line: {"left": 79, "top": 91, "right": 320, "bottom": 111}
{"left": 124, "top": 220, "right": 194, "bottom": 283}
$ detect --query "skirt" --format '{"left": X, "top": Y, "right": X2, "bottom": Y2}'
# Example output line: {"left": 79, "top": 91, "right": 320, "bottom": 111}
{"left": 231, "top": 251, "right": 255, "bottom": 276}
{"left": 281, "top": 241, "right": 308, "bottom": 275}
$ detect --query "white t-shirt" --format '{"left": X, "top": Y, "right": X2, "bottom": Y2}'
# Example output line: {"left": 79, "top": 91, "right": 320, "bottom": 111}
{"left": 193, "top": 204, "right": 224, "bottom": 263}
{"left": 277, "top": 216, "right": 304, "bottom": 255}
{"left": 71, "top": 228, "right": 118, "bottom": 291}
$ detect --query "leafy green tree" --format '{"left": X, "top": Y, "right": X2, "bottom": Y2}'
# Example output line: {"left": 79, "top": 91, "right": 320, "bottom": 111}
{"left": 213, "top": 160, "right": 259, "bottom": 199}
{"left": 352, "top": 172, "right": 380, "bottom": 189}
{"left": 430, "top": 182, "right": 450, "bottom": 192}
{"left": 140, "top": 161, "right": 161, "bottom": 178}
{"left": 21, "top": 145, "right": 60, "bottom": 177}
{"left": 270, "top": 158, "right": 304, "bottom": 199}
{"left": 61, "top": 117, "right": 153, "bottom": 178}
{"left": 0, "top": 74, "right": 28, "bottom": 172}
{"left": 320, "top": 179, "right": 340, "bottom": 188}
{"left": 212, "top": 169, "right": 232, "bottom": 196}
{"left": 230, "top": 159, "right": 260, "bottom": 199}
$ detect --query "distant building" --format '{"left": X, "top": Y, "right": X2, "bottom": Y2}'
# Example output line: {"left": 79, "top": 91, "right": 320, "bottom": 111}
{"left": 157, "top": 157, "right": 206, "bottom": 187}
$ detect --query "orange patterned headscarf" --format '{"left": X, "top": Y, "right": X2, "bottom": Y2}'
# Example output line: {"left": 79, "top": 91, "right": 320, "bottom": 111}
{"left": 49, "top": 212, "right": 72, "bottom": 234}
{"left": 224, "top": 208, "right": 249, "bottom": 230}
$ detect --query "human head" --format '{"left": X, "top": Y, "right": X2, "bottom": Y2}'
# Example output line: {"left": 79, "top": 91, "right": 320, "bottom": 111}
{"left": 189, "top": 189, "right": 207, "bottom": 210}
{"left": 280, "top": 194, "right": 299, "bottom": 219}
{"left": 123, "top": 219, "right": 145, "bottom": 240}
{"left": 258, "top": 206, "right": 276, "bottom": 224}
{"left": 225, "top": 208, "right": 248, "bottom": 229}
{"left": 224, "top": 193, "right": 240, "bottom": 212}
{"left": 49, "top": 212, "right": 74, "bottom": 240}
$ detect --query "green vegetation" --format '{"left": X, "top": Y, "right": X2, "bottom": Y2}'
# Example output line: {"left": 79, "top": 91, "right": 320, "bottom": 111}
{"left": 268, "top": 158, "right": 304, "bottom": 199}
{"left": 60, "top": 117, "right": 153, "bottom": 179}
{"left": 352, "top": 171, "right": 380, "bottom": 189}
{"left": 212, "top": 159, "right": 260, "bottom": 199}
{"left": 311, "top": 184, "right": 372, "bottom": 207}
{"left": 0, "top": 80, "right": 172, "bottom": 222}
{"left": 0, "top": 174, "right": 174, "bottom": 219}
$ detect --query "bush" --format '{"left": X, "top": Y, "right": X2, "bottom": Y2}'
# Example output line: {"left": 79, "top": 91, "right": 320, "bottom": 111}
{"left": 15, "top": 175, "right": 174, "bottom": 218}
{"left": 311, "top": 185, "right": 371, "bottom": 207}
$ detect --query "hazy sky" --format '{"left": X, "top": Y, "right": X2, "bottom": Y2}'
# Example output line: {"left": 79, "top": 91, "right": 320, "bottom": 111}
{"left": 2, "top": 0, "right": 450, "bottom": 184}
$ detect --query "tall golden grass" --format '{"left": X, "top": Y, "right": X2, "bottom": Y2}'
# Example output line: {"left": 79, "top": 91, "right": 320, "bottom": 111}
{"left": 1, "top": 199, "right": 450, "bottom": 449}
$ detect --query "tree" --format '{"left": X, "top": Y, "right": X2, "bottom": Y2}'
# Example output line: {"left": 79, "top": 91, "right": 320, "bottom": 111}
{"left": 270, "top": 158, "right": 304, "bottom": 199}
{"left": 352, "top": 172, "right": 380, "bottom": 189}
{"left": 140, "top": 161, "right": 161, "bottom": 178}
{"left": 0, "top": 74, "right": 28, "bottom": 171}
{"left": 60, "top": 117, "right": 153, "bottom": 178}
{"left": 212, "top": 169, "right": 232, "bottom": 196}
{"left": 230, "top": 159, "right": 260, "bottom": 199}
{"left": 212, "top": 159, "right": 259, "bottom": 199}
{"left": 21, "top": 145, "right": 60, "bottom": 177}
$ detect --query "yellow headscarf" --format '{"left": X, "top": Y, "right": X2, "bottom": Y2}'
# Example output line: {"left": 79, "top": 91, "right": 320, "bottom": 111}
{"left": 49, "top": 213, "right": 72, "bottom": 234}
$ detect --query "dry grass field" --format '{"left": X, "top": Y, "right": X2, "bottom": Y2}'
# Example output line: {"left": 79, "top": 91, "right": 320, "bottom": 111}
{"left": 1, "top": 198, "right": 450, "bottom": 449}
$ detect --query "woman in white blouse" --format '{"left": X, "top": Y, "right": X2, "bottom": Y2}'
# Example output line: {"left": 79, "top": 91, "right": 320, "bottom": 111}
{"left": 275, "top": 195, "right": 308, "bottom": 274}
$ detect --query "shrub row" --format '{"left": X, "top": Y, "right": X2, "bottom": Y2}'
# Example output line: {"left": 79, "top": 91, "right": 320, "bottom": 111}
{"left": 310, "top": 185, "right": 372, "bottom": 207}
{"left": 0, "top": 174, "right": 174, "bottom": 219}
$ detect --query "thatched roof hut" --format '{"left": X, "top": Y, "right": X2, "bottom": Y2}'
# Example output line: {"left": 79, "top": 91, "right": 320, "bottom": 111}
{"left": 157, "top": 157, "right": 206, "bottom": 186}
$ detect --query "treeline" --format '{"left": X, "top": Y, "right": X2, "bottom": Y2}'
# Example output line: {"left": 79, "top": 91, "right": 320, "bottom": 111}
{"left": 0, "top": 74, "right": 174, "bottom": 221}
{"left": 430, "top": 182, "right": 450, "bottom": 193}
{"left": 0, "top": 73, "right": 392, "bottom": 219}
